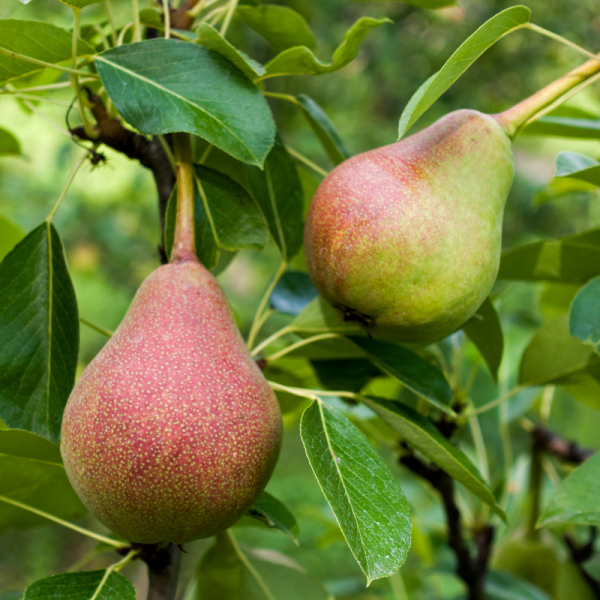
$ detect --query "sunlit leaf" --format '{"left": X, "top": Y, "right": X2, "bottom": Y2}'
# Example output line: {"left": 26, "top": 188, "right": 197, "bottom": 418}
{"left": 261, "top": 17, "right": 390, "bottom": 80}
{"left": 349, "top": 337, "right": 454, "bottom": 415}
{"left": 362, "top": 396, "right": 506, "bottom": 520}
{"left": 245, "top": 137, "right": 304, "bottom": 260}
{"left": 95, "top": 39, "right": 275, "bottom": 166}
{"left": 23, "top": 570, "right": 135, "bottom": 600}
{"left": 0, "top": 223, "right": 79, "bottom": 442}
{"left": 463, "top": 297, "right": 504, "bottom": 382}
{"left": 236, "top": 6, "right": 316, "bottom": 51}
{"left": 0, "top": 127, "right": 21, "bottom": 157}
{"left": 246, "top": 491, "right": 299, "bottom": 543}
{"left": 397, "top": 6, "right": 530, "bottom": 137}
{"left": 0, "top": 20, "right": 95, "bottom": 85}
{"left": 300, "top": 399, "right": 411, "bottom": 583}
{"left": 538, "top": 452, "right": 600, "bottom": 527}
{"left": 0, "top": 215, "right": 24, "bottom": 262}
{"left": 196, "top": 23, "right": 265, "bottom": 81}
{"left": 555, "top": 151, "right": 600, "bottom": 186}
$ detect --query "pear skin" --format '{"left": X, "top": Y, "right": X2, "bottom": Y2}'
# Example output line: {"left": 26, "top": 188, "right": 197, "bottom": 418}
{"left": 304, "top": 109, "right": 514, "bottom": 344}
{"left": 61, "top": 260, "right": 282, "bottom": 544}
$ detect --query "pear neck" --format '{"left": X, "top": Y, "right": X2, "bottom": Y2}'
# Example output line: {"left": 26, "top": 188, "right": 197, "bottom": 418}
{"left": 494, "top": 53, "right": 600, "bottom": 137}
{"left": 171, "top": 133, "right": 198, "bottom": 264}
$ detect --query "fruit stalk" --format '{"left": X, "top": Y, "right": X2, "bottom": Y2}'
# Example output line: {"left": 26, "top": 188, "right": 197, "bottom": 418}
{"left": 496, "top": 53, "right": 600, "bottom": 136}
{"left": 171, "top": 132, "right": 197, "bottom": 263}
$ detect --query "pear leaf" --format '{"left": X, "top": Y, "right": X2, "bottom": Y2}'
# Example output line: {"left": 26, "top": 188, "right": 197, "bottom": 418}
{"left": 524, "top": 116, "right": 600, "bottom": 140}
{"left": 261, "top": 17, "right": 390, "bottom": 80}
{"left": 0, "top": 223, "right": 79, "bottom": 442}
{"left": 538, "top": 452, "right": 600, "bottom": 527}
{"left": 95, "top": 39, "right": 275, "bottom": 166}
{"left": 0, "top": 215, "right": 24, "bottom": 262}
{"left": 246, "top": 491, "right": 300, "bottom": 543}
{"left": 23, "top": 571, "right": 135, "bottom": 600}
{"left": 463, "top": 297, "right": 504, "bottom": 382}
{"left": 554, "top": 151, "right": 600, "bottom": 186}
{"left": 398, "top": 6, "right": 531, "bottom": 138}
{"left": 570, "top": 276, "right": 600, "bottom": 350}
{"left": 0, "top": 19, "right": 95, "bottom": 85}
{"left": 300, "top": 399, "right": 411, "bottom": 584}
{"left": 0, "top": 127, "right": 21, "bottom": 157}
{"left": 361, "top": 396, "right": 507, "bottom": 521}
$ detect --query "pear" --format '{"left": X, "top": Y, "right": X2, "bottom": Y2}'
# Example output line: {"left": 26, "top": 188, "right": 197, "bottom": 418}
{"left": 304, "top": 109, "right": 514, "bottom": 344}
{"left": 61, "top": 258, "right": 282, "bottom": 544}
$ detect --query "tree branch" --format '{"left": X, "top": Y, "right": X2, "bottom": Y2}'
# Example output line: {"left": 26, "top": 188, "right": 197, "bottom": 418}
{"left": 532, "top": 425, "right": 595, "bottom": 464}
{"left": 132, "top": 543, "right": 182, "bottom": 600}
{"left": 400, "top": 451, "right": 493, "bottom": 600}
{"left": 71, "top": 91, "right": 175, "bottom": 263}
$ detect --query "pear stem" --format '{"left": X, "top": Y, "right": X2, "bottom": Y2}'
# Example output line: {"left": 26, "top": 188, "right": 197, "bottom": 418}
{"left": 495, "top": 52, "right": 600, "bottom": 137}
{"left": 171, "top": 133, "right": 197, "bottom": 264}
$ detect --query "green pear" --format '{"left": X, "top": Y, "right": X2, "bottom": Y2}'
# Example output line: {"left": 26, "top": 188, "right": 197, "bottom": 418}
{"left": 304, "top": 109, "right": 514, "bottom": 344}
{"left": 61, "top": 258, "right": 282, "bottom": 544}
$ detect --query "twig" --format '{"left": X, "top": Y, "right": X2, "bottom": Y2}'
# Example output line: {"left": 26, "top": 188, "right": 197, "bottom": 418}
{"left": 531, "top": 425, "right": 595, "bottom": 464}
{"left": 132, "top": 544, "right": 182, "bottom": 600}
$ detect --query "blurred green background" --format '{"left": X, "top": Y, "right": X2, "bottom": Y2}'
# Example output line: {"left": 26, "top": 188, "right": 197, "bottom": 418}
{"left": 1, "top": 0, "right": 600, "bottom": 598}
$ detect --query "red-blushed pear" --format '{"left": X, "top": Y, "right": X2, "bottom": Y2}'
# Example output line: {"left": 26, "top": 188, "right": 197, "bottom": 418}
{"left": 304, "top": 109, "right": 512, "bottom": 344}
{"left": 61, "top": 136, "right": 282, "bottom": 544}
{"left": 304, "top": 56, "right": 600, "bottom": 345}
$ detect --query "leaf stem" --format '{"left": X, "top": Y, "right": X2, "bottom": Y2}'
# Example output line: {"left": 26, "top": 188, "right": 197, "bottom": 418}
{"left": 80, "top": 316, "right": 114, "bottom": 337}
{"left": 162, "top": 0, "right": 171, "bottom": 39}
{"left": 171, "top": 133, "right": 197, "bottom": 263}
{"left": 0, "top": 495, "right": 127, "bottom": 548}
{"left": 264, "top": 333, "right": 341, "bottom": 363}
{"left": 526, "top": 23, "right": 600, "bottom": 64}
{"left": 0, "top": 47, "right": 96, "bottom": 79}
{"left": 106, "top": 0, "right": 118, "bottom": 45}
{"left": 462, "top": 385, "right": 524, "bottom": 417}
{"left": 90, "top": 550, "right": 140, "bottom": 600}
{"left": 220, "top": 0, "right": 238, "bottom": 36}
{"left": 0, "top": 81, "right": 73, "bottom": 94}
{"left": 249, "top": 324, "right": 292, "bottom": 357}
{"left": 268, "top": 380, "right": 359, "bottom": 402}
{"left": 246, "top": 260, "right": 287, "bottom": 350}
{"left": 7, "top": 94, "right": 72, "bottom": 106}
{"left": 285, "top": 146, "right": 329, "bottom": 177}
{"left": 46, "top": 153, "right": 89, "bottom": 222}
{"left": 157, "top": 135, "right": 176, "bottom": 173}
{"left": 132, "top": 0, "right": 142, "bottom": 42}
{"left": 496, "top": 51, "right": 600, "bottom": 136}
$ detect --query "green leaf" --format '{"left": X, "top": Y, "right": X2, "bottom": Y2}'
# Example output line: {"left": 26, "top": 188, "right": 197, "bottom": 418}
{"left": 312, "top": 359, "right": 381, "bottom": 393}
{"left": 23, "top": 571, "right": 135, "bottom": 600}
{"left": 0, "top": 127, "right": 21, "bottom": 157}
{"left": 462, "top": 298, "right": 504, "bottom": 382}
{"left": 196, "top": 23, "right": 265, "bottom": 81}
{"left": 498, "top": 229, "right": 600, "bottom": 284}
{"left": 361, "top": 396, "right": 507, "bottom": 520}
{"left": 236, "top": 6, "right": 316, "bottom": 51}
{"left": 300, "top": 400, "right": 411, "bottom": 583}
{"left": 486, "top": 570, "right": 552, "bottom": 600}
{"left": 246, "top": 491, "right": 300, "bottom": 543}
{"left": 0, "top": 223, "right": 79, "bottom": 442}
{"left": 519, "top": 315, "right": 600, "bottom": 387}
{"left": 0, "top": 215, "right": 24, "bottom": 261}
{"left": 0, "top": 20, "right": 95, "bottom": 85}
{"left": 197, "top": 531, "right": 332, "bottom": 600}
{"left": 570, "top": 276, "right": 600, "bottom": 349}
{"left": 57, "top": 0, "right": 103, "bottom": 8}
{"left": 290, "top": 296, "right": 363, "bottom": 335}
{"left": 397, "top": 6, "right": 531, "bottom": 138}
{"left": 0, "top": 429, "right": 86, "bottom": 534}
{"left": 261, "top": 17, "right": 390, "bottom": 80}
{"left": 524, "top": 116, "right": 600, "bottom": 139}
{"left": 245, "top": 137, "right": 304, "bottom": 260}
{"left": 555, "top": 151, "right": 600, "bottom": 186}
{"left": 349, "top": 337, "right": 454, "bottom": 415}
{"left": 165, "top": 165, "right": 268, "bottom": 269}
{"left": 295, "top": 95, "right": 349, "bottom": 165}
{"left": 538, "top": 452, "right": 600, "bottom": 527}
{"left": 95, "top": 39, "right": 275, "bottom": 166}
{"left": 270, "top": 271, "right": 318, "bottom": 315}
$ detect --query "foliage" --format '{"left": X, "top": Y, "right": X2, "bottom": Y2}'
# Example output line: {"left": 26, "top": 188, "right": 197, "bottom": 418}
{"left": 1, "top": 0, "right": 600, "bottom": 599}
